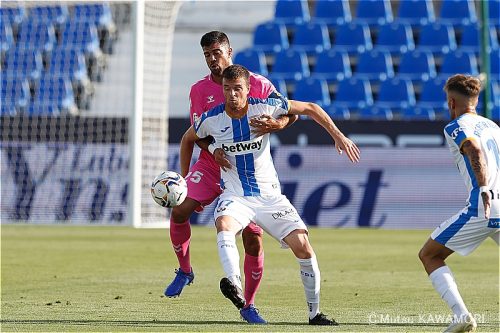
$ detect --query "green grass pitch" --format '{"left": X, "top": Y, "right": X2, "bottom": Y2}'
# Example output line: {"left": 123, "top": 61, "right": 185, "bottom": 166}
{"left": 1, "top": 225, "right": 498, "bottom": 332}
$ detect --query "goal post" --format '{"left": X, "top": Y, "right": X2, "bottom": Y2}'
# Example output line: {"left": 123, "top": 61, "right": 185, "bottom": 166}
{"left": 131, "top": 1, "right": 181, "bottom": 228}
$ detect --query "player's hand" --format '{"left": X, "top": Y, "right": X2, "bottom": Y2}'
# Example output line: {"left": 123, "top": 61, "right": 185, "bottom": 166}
{"left": 481, "top": 191, "right": 491, "bottom": 219}
{"left": 213, "top": 148, "right": 231, "bottom": 171}
{"left": 249, "top": 115, "right": 285, "bottom": 136}
{"left": 335, "top": 136, "right": 361, "bottom": 163}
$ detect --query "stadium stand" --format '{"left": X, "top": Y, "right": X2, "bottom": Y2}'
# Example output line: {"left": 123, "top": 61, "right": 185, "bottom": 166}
{"left": 2, "top": 1, "right": 498, "bottom": 120}
{"left": 1, "top": 2, "right": 117, "bottom": 115}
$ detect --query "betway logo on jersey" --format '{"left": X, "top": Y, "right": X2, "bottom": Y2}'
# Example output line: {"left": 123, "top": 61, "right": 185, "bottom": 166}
{"left": 221, "top": 137, "right": 263, "bottom": 155}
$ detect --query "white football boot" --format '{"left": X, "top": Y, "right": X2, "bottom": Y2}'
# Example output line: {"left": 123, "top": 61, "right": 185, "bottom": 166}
{"left": 444, "top": 313, "right": 477, "bottom": 333}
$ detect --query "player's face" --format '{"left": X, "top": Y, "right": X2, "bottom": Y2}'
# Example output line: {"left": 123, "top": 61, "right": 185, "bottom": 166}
{"left": 203, "top": 42, "right": 232, "bottom": 77}
{"left": 223, "top": 77, "right": 249, "bottom": 111}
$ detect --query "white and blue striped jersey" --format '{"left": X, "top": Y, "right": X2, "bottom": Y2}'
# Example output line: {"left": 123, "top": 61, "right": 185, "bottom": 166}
{"left": 194, "top": 97, "right": 290, "bottom": 197}
{"left": 444, "top": 113, "right": 500, "bottom": 212}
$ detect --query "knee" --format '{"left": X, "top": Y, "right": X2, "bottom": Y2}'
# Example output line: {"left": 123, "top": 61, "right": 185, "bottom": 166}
{"left": 242, "top": 231, "right": 263, "bottom": 256}
{"left": 294, "top": 246, "right": 314, "bottom": 260}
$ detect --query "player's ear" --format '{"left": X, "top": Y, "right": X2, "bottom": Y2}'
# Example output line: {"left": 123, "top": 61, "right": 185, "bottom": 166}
{"left": 228, "top": 47, "right": 233, "bottom": 58}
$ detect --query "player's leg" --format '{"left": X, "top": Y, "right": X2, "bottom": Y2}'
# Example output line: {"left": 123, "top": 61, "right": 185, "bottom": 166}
{"left": 241, "top": 224, "right": 264, "bottom": 310}
{"left": 256, "top": 195, "right": 337, "bottom": 325}
{"left": 165, "top": 163, "right": 221, "bottom": 297}
{"left": 418, "top": 210, "right": 494, "bottom": 332}
{"left": 282, "top": 230, "right": 337, "bottom": 325}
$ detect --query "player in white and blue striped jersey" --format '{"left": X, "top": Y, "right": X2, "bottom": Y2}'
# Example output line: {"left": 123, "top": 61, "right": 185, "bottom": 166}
{"left": 180, "top": 65, "right": 360, "bottom": 325}
{"left": 419, "top": 74, "right": 499, "bottom": 333}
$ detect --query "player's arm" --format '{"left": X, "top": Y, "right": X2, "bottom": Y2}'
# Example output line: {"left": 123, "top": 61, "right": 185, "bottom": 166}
{"left": 249, "top": 92, "right": 298, "bottom": 136}
{"left": 461, "top": 138, "right": 491, "bottom": 218}
{"left": 288, "top": 100, "right": 360, "bottom": 163}
{"left": 179, "top": 126, "right": 202, "bottom": 177}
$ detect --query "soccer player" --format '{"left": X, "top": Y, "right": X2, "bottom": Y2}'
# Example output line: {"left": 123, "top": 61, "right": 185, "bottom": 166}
{"left": 180, "top": 64, "right": 360, "bottom": 325}
{"left": 418, "top": 74, "right": 500, "bottom": 333}
{"left": 165, "top": 31, "right": 297, "bottom": 323}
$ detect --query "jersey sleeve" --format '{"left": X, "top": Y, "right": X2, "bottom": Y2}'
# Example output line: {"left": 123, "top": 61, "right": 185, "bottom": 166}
{"left": 444, "top": 120, "right": 476, "bottom": 152}
{"left": 265, "top": 96, "right": 290, "bottom": 118}
{"left": 193, "top": 114, "right": 209, "bottom": 138}
{"left": 189, "top": 86, "right": 204, "bottom": 125}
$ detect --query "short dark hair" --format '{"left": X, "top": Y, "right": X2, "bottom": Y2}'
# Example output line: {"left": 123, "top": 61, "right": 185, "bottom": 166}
{"left": 200, "top": 31, "right": 230, "bottom": 48}
{"left": 444, "top": 74, "right": 481, "bottom": 98}
{"left": 222, "top": 65, "right": 250, "bottom": 85}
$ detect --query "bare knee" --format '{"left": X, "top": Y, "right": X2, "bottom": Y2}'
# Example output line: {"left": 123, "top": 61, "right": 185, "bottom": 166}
{"left": 242, "top": 229, "right": 263, "bottom": 256}
{"left": 284, "top": 230, "right": 315, "bottom": 259}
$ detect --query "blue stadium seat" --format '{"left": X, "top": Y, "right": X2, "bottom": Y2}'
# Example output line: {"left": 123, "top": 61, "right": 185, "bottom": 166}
{"left": 270, "top": 78, "right": 288, "bottom": 97}
{"left": 234, "top": 49, "right": 268, "bottom": 76}
{"left": 326, "top": 105, "right": 351, "bottom": 120}
{"left": 1, "top": 20, "right": 13, "bottom": 55}
{"left": 46, "top": 48, "right": 93, "bottom": 109}
{"left": 354, "top": 0, "right": 393, "bottom": 26}
{"left": 477, "top": 82, "right": 499, "bottom": 114}
{"left": 417, "top": 78, "right": 447, "bottom": 110}
{"left": 293, "top": 77, "right": 331, "bottom": 108}
{"left": 30, "top": 76, "right": 78, "bottom": 115}
{"left": 492, "top": 105, "right": 500, "bottom": 120}
{"left": 311, "top": 49, "right": 351, "bottom": 82}
{"left": 29, "top": 4, "right": 69, "bottom": 25}
{"left": 375, "top": 78, "right": 416, "bottom": 109}
{"left": 356, "top": 50, "right": 394, "bottom": 81}
{"left": 16, "top": 21, "right": 57, "bottom": 52}
{"left": 1, "top": 77, "right": 30, "bottom": 115}
{"left": 72, "top": 3, "right": 117, "bottom": 54}
{"left": 59, "top": 21, "right": 104, "bottom": 81}
{"left": 358, "top": 106, "right": 393, "bottom": 120}
{"left": 60, "top": 21, "right": 100, "bottom": 53}
{"left": 491, "top": 50, "right": 500, "bottom": 80}
{"left": 460, "top": 24, "right": 499, "bottom": 53}
{"left": 439, "top": 51, "right": 479, "bottom": 78}
{"left": 252, "top": 22, "right": 289, "bottom": 54}
{"left": 4, "top": 48, "right": 44, "bottom": 81}
{"left": 396, "top": 0, "right": 435, "bottom": 27}
{"left": 488, "top": 0, "right": 500, "bottom": 26}
{"left": 332, "top": 22, "right": 372, "bottom": 54}
{"left": 268, "top": 49, "right": 310, "bottom": 82}
{"left": 374, "top": 22, "right": 415, "bottom": 55}
{"left": 313, "top": 0, "right": 352, "bottom": 28}
{"left": 438, "top": 0, "right": 477, "bottom": 27}
{"left": 400, "top": 106, "right": 436, "bottom": 120}
{"left": 398, "top": 51, "right": 437, "bottom": 81}
{"left": 0, "top": 6, "right": 26, "bottom": 26}
{"left": 291, "top": 22, "right": 331, "bottom": 55}
{"left": 334, "top": 77, "right": 373, "bottom": 109}
{"left": 274, "top": 0, "right": 310, "bottom": 28}
{"left": 417, "top": 23, "right": 457, "bottom": 55}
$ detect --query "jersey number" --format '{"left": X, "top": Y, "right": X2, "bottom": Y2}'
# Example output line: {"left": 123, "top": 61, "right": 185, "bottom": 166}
{"left": 486, "top": 139, "right": 500, "bottom": 170}
{"left": 186, "top": 171, "right": 203, "bottom": 183}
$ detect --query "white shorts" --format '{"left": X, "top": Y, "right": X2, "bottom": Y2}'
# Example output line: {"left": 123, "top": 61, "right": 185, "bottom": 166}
{"left": 431, "top": 197, "right": 500, "bottom": 256}
{"left": 214, "top": 192, "right": 308, "bottom": 248}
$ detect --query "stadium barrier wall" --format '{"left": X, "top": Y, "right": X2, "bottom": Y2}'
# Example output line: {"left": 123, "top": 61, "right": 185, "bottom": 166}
{"left": 1, "top": 143, "right": 464, "bottom": 229}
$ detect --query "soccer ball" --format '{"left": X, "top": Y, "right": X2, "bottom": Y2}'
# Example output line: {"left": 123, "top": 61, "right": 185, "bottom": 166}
{"left": 150, "top": 171, "right": 188, "bottom": 208}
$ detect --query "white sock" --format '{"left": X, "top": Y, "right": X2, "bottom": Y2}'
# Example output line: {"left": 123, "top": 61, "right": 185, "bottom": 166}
{"left": 217, "top": 231, "right": 242, "bottom": 290}
{"left": 429, "top": 266, "right": 469, "bottom": 317}
{"left": 297, "top": 256, "right": 321, "bottom": 319}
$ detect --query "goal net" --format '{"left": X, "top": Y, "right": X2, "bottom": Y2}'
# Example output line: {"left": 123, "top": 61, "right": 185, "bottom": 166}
{"left": 0, "top": 1, "right": 180, "bottom": 227}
